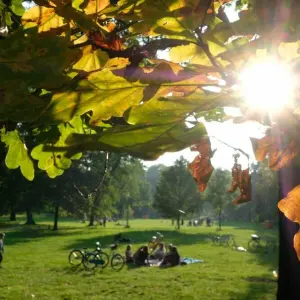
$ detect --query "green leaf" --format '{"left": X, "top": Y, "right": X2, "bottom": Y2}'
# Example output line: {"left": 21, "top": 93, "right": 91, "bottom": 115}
{"left": 41, "top": 61, "right": 219, "bottom": 125}
{"left": 63, "top": 121, "right": 207, "bottom": 160}
{"left": 11, "top": 0, "right": 25, "bottom": 16}
{"left": 31, "top": 116, "right": 83, "bottom": 178}
{"left": 0, "top": 27, "right": 79, "bottom": 89}
{"left": 1, "top": 130, "right": 35, "bottom": 181}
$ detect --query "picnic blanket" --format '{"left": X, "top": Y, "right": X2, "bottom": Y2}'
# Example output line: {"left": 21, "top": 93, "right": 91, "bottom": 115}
{"left": 180, "top": 257, "right": 204, "bottom": 265}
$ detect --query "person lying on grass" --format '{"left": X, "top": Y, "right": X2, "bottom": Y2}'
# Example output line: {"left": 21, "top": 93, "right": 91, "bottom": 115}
{"left": 150, "top": 242, "right": 166, "bottom": 261}
{"left": 0, "top": 232, "right": 5, "bottom": 265}
{"left": 159, "top": 244, "right": 180, "bottom": 268}
{"left": 133, "top": 245, "right": 149, "bottom": 266}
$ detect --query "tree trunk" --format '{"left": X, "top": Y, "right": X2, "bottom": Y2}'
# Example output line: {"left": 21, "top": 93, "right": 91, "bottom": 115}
{"left": 181, "top": 218, "right": 184, "bottom": 226}
{"left": 277, "top": 166, "right": 300, "bottom": 300}
{"left": 53, "top": 204, "right": 59, "bottom": 231}
{"left": 172, "top": 219, "right": 174, "bottom": 225}
{"left": 218, "top": 209, "right": 222, "bottom": 231}
{"left": 177, "top": 215, "right": 180, "bottom": 230}
{"left": 25, "top": 210, "right": 35, "bottom": 225}
{"left": 88, "top": 213, "right": 95, "bottom": 226}
{"left": 125, "top": 203, "right": 130, "bottom": 227}
{"left": 9, "top": 210, "right": 16, "bottom": 221}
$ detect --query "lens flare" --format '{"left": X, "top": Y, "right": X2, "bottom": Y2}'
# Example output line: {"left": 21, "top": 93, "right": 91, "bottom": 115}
{"left": 240, "top": 60, "right": 295, "bottom": 111}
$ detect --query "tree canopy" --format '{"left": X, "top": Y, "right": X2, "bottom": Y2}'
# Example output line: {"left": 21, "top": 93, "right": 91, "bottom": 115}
{"left": 0, "top": 0, "right": 300, "bottom": 258}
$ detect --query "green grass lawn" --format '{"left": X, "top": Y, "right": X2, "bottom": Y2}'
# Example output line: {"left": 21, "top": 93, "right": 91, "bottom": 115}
{"left": 0, "top": 217, "right": 278, "bottom": 300}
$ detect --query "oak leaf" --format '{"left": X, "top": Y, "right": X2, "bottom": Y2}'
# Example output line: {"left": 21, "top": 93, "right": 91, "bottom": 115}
{"left": 278, "top": 186, "right": 300, "bottom": 260}
{"left": 188, "top": 138, "right": 215, "bottom": 192}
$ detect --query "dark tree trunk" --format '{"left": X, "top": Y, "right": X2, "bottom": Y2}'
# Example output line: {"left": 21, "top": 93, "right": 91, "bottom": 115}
{"left": 172, "top": 219, "right": 174, "bottom": 225}
{"left": 181, "top": 218, "right": 184, "bottom": 226}
{"left": 218, "top": 210, "right": 222, "bottom": 231}
{"left": 177, "top": 216, "right": 180, "bottom": 230}
{"left": 25, "top": 210, "right": 35, "bottom": 225}
{"left": 88, "top": 214, "right": 95, "bottom": 226}
{"left": 9, "top": 210, "right": 16, "bottom": 221}
{"left": 277, "top": 166, "right": 300, "bottom": 300}
{"left": 53, "top": 205, "right": 59, "bottom": 231}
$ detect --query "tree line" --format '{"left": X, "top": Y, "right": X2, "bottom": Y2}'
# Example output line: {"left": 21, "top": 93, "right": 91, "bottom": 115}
{"left": 0, "top": 152, "right": 278, "bottom": 230}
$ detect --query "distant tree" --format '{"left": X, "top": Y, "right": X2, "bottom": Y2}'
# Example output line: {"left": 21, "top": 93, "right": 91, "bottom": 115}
{"left": 146, "top": 164, "right": 166, "bottom": 194}
{"left": 154, "top": 156, "right": 201, "bottom": 229}
{"left": 203, "top": 169, "right": 236, "bottom": 231}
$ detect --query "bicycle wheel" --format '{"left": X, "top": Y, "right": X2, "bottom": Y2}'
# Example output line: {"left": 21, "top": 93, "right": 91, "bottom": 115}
{"left": 69, "top": 250, "right": 84, "bottom": 266}
{"left": 248, "top": 240, "right": 259, "bottom": 252}
{"left": 83, "top": 253, "right": 97, "bottom": 270}
{"left": 227, "top": 237, "right": 236, "bottom": 249}
{"left": 111, "top": 254, "right": 125, "bottom": 271}
{"left": 213, "top": 236, "right": 221, "bottom": 246}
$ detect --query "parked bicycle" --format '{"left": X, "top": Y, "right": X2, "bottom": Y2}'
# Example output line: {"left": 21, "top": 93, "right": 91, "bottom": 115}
{"left": 148, "top": 232, "right": 164, "bottom": 253}
{"left": 69, "top": 242, "right": 109, "bottom": 269}
{"left": 248, "top": 234, "right": 277, "bottom": 253}
{"left": 212, "top": 234, "right": 236, "bottom": 248}
{"left": 84, "top": 243, "right": 125, "bottom": 271}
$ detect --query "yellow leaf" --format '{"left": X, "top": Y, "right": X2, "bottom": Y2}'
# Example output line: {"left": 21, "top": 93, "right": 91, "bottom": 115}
{"left": 278, "top": 42, "right": 300, "bottom": 62}
{"left": 22, "top": 6, "right": 67, "bottom": 32}
{"left": 73, "top": 46, "right": 109, "bottom": 72}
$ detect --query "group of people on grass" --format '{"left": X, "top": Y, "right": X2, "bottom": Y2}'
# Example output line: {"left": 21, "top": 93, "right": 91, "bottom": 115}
{"left": 125, "top": 242, "right": 180, "bottom": 268}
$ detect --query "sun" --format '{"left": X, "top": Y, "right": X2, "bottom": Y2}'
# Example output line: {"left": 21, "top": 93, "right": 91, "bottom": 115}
{"left": 239, "top": 59, "right": 296, "bottom": 111}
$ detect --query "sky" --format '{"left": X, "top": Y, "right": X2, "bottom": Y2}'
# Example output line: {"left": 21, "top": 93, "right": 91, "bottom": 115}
{"left": 143, "top": 113, "right": 266, "bottom": 170}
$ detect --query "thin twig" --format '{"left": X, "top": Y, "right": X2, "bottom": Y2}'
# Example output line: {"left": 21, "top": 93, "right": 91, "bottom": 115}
{"left": 209, "top": 135, "right": 250, "bottom": 159}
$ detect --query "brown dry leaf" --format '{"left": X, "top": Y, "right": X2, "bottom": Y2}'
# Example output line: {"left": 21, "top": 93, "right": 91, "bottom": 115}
{"left": 88, "top": 31, "right": 123, "bottom": 51}
{"left": 188, "top": 138, "right": 215, "bottom": 192}
{"left": 250, "top": 136, "right": 273, "bottom": 162}
{"left": 294, "top": 231, "right": 300, "bottom": 261}
{"left": 251, "top": 134, "right": 298, "bottom": 171}
{"left": 228, "top": 162, "right": 242, "bottom": 193}
{"left": 278, "top": 186, "right": 300, "bottom": 260}
{"left": 278, "top": 185, "right": 300, "bottom": 224}
{"left": 232, "top": 168, "right": 251, "bottom": 205}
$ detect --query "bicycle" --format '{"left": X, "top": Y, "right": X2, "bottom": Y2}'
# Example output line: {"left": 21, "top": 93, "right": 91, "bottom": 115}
{"left": 148, "top": 232, "right": 164, "bottom": 253}
{"left": 108, "top": 243, "right": 125, "bottom": 271}
{"left": 247, "top": 234, "right": 277, "bottom": 253}
{"left": 212, "top": 234, "right": 236, "bottom": 248}
{"left": 69, "top": 242, "right": 109, "bottom": 269}
{"left": 84, "top": 243, "right": 125, "bottom": 271}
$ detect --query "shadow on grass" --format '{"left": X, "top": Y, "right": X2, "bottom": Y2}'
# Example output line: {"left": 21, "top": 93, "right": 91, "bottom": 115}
{"left": 229, "top": 277, "right": 277, "bottom": 300}
{"left": 0, "top": 224, "right": 85, "bottom": 247}
{"left": 63, "top": 229, "right": 213, "bottom": 251}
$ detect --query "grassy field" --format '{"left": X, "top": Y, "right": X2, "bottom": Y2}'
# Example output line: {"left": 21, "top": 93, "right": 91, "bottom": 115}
{"left": 0, "top": 216, "right": 278, "bottom": 300}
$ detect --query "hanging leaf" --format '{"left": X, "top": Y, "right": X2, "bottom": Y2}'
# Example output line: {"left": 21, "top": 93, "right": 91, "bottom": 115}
{"left": 1, "top": 130, "right": 35, "bottom": 181}
{"left": 188, "top": 137, "right": 215, "bottom": 192}
{"left": 251, "top": 134, "right": 298, "bottom": 171}
{"left": 278, "top": 185, "right": 300, "bottom": 261}
{"left": 233, "top": 168, "right": 251, "bottom": 205}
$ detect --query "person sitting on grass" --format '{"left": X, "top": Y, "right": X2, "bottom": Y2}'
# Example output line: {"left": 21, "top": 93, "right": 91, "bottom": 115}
{"left": 133, "top": 245, "right": 149, "bottom": 266}
{"left": 151, "top": 242, "right": 166, "bottom": 261}
{"left": 125, "top": 244, "right": 134, "bottom": 263}
{"left": 0, "top": 232, "right": 5, "bottom": 265}
{"left": 159, "top": 244, "right": 180, "bottom": 267}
